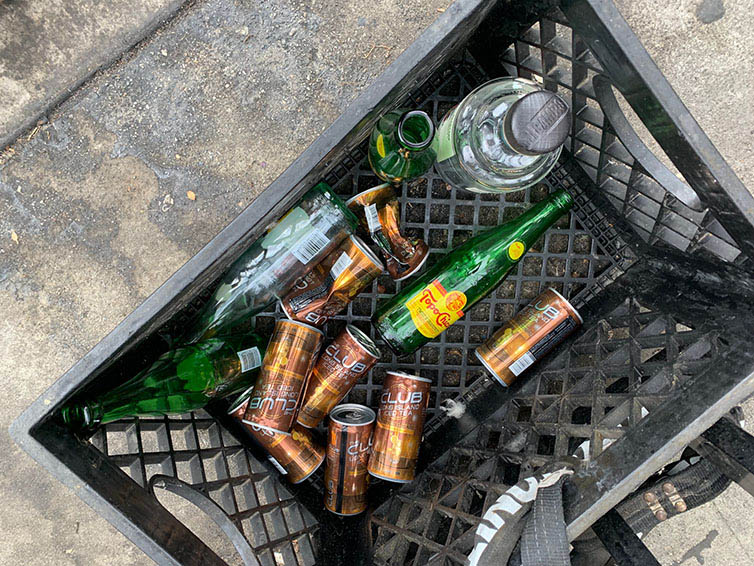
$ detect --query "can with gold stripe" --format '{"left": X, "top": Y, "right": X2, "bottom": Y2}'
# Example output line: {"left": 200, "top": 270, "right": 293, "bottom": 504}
{"left": 325, "top": 404, "right": 375, "bottom": 515}
{"left": 243, "top": 319, "right": 324, "bottom": 433}
{"left": 228, "top": 388, "right": 324, "bottom": 483}
{"left": 475, "top": 288, "right": 582, "bottom": 387}
{"left": 367, "top": 371, "right": 431, "bottom": 483}
{"left": 297, "top": 325, "right": 380, "bottom": 429}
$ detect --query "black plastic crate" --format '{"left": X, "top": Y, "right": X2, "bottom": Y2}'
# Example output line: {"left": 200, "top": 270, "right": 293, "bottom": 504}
{"left": 11, "top": 1, "right": 754, "bottom": 565}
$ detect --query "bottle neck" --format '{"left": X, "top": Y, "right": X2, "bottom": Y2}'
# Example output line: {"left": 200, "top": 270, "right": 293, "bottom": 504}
{"left": 61, "top": 402, "right": 104, "bottom": 431}
{"left": 396, "top": 110, "right": 435, "bottom": 152}
{"left": 481, "top": 188, "right": 573, "bottom": 248}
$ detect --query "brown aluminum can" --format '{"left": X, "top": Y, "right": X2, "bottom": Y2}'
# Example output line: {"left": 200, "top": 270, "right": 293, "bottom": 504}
{"left": 346, "top": 184, "right": 429, "bottom": 281}
{"left": 297, "top": 325, "right": 381, "bottom": 429}
{"left": 367, "top": 371, "right": 431, "bottom": 483}
{"left": 325, "top": 404, "right": 376, "bottom": 515}
{"left": 280, "top": 235, "right": 384, "bottom": 327}
{"left": 228, "top": 388, "right": 325, "bottom": 483}
{"left": 243, "top": 319, "right": 324, "bottom": 433}
{"left": 476, "top": 288, "right": 582, "bottom": 387}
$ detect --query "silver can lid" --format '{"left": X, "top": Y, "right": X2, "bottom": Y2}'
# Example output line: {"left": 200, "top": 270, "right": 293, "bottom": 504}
{"left": 330, "top": 403, "right": 376, "bottom": 426}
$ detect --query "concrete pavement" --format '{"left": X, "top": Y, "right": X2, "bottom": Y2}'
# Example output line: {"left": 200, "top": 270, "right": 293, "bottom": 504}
{"left": 2, "top": 0, "right": 753, "bottom": 564}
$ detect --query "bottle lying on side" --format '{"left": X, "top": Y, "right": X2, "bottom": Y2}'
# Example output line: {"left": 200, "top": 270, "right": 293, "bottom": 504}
{"left": 182, "top": 182, "right": 358, "bottom": 343}
{"left": 61, "top": 330, "right": 266, "bottom": 431}
{"left": 372, "top": 189, "right": 573, "bottom": 356}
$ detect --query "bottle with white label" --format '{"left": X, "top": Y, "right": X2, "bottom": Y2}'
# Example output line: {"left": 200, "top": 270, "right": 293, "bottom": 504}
{"left": 183, "top": 182, "right": 358, "bottom": 342}
{"left": 432, "top": 78, "right": 571, "bottom": 194}
{"left": 61, "top": 331, "right": 266, "bottom": 430}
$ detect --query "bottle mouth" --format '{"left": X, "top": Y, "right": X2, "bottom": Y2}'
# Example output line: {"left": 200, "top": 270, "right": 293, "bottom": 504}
{"left": 397, "top": 110, "right": 434, "bottom": 150}
{"left": 60, "top": 404, "right": 98, "bottom": 431}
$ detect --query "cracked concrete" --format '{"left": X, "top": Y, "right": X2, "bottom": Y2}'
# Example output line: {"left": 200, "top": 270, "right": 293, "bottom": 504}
{"left": 2, "top": 0, "right": 753, "bottom": 564}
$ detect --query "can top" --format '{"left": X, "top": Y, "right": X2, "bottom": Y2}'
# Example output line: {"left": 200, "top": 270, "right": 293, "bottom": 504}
{"left": 547, "top": 287, "right": 583, "bottom": 324}
{"left": 386, "top": 370, "right": 432, "bottom": 384}
{"left": 345, "top": 183, "right": 394, "bottom": 206}
{"left": 226, "top": 385, "right": 255, "bottom": 416}
{"left": 276, "top": 318, "right": 325, "bottom": 336}
{"left": 330, "top": 404, "right": 376, "bottom": 426}
{"left": 346, "top": 325, "right": 381, "bottom": 359}
{"left": 349, "top": 235, "right": 385, "bottom": 271}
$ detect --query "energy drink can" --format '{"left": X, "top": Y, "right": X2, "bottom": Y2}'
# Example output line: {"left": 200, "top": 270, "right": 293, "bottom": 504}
{"left": 346, "top": 184, "right": 429, "bottom": 281}
{"left": 476, "top": 288, "right": 582, "bottom": 386}
{"left": 367, "top": 371, "right": 431, "bottom": 483}
{"left": 281, "top": 235, "right": 384, "bottom": 327}
{"left": 325, "top": 404, "right": 376, "bottom": 515}
{"left": 243, "top": 319, "right": 324, "bottom": 433}
{"left": 228, "top": 389, "right": 325, "bottom": 483}
{"left": 297, "top": 325, "right": 381, "bottom": 429}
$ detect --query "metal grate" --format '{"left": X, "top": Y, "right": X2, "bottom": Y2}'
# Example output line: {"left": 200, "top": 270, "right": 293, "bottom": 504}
{"left": 497, "top": 9, "right": 742, "bottom": 263}
{"left": 369, "top": 297, "right": 721, "bottom": 565}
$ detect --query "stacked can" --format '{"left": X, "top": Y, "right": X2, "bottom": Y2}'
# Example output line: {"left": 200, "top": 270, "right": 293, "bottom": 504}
{"left": 476, "top": 288, "right": 582, "bottom": 386}
{"left": 297, "top": 325, "right": 381, "bottom": 429}
{"left": 325, "top": 404, "right": 376, "bottom": 515}
{"left": 228, "top": 387, "right": 324, "bottom": 483}
{"left": 368, "top": 371, "right": 431, "bottom": 483}
{"left": 243, "top": 319, "right": 324, "bottom": 433}
{"left": 281, "top": 235, "right": 384, "bottom": 327}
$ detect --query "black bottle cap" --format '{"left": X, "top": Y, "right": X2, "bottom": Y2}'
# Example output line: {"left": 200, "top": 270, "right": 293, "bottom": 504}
{"left": 503, "top": 90, "right": 571, "bottom": 155}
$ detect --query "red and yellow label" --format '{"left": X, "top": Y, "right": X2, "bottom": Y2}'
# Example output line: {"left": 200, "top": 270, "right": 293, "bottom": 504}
{"left": 405, "top": 280, "right": 467, "bottom": 338}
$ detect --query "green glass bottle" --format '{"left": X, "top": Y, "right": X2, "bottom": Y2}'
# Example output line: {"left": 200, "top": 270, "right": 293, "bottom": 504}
{"left": 368, "top": 109, "right": 436, "bottom": 183}
{"left": 372, "top": 189, "right": 573, "bottom": 355}
{"left": 61, "top": 331, "right": 266, "bottom": 430}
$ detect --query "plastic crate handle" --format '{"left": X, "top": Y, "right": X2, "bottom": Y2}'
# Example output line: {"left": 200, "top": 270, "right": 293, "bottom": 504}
{"left": 149, "top": 475, "right": 261, "bottom": 566}
{"left": 592, "top": 74, "right": 704, "bottom": 212}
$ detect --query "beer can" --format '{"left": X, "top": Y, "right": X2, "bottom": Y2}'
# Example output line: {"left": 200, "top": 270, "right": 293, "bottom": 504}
{"left": 280, "top": 235, "right": 384, "bottom": 327}
{"left": 325, "top": 404, "right": 376, "bottom": 515}
{"left": 228, "top": 388, "right": 325, "bottom": 483}
{"left": 476, "top": 288, "right": 582, "bottom": 387}
{"left": 367, "top": 371, "right": 431, "bottom": 483}
{"left": 346, "top": 184, "right": 429, "bottom": 281}
{"left": 243, "top": 319, "right": 324, "bottom": 434}
{"left": 297, "top": 325, "right": 381, "bottom": 429}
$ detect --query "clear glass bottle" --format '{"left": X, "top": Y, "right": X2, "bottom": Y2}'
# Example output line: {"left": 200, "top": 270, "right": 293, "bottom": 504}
{"left": 182, "top": 182, "right": 358, "bottom": 343}
{"left": 432, "top": 78, "right": 571, "bottom": 194}
{"left": 368, "top": 109, "right": 436, "bottom": 184}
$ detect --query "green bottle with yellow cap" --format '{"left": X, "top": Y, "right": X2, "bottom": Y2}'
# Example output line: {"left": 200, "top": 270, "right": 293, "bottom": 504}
{"left": 372, "top": 189, "right": 573, "bottom": 355}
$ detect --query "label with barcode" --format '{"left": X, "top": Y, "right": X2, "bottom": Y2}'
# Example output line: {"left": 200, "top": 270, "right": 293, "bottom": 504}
{"left": 365, "top": 204, "right": 381, "bottom": 233}
{"left": 330, "top": 251, "right": 352, "bottom": 279}
{"left": 290, "top": 229, "right": 330, "bottom": 264}
{"left": 509, "top": 351, "right": 536, "bottom": 376}
{"left": 237, "top": 347, "right": 262, "bottom": 373}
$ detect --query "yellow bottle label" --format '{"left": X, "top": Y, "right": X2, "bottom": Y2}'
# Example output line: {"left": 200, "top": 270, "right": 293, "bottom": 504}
{"left": 406, "top": 280, "right": 467, "bottom": 338}
{"left": 508, "top": 240, "right": 525, "bottom": 260}
{"left": 376, "top": 134, "right": 386, "bottom": 158}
